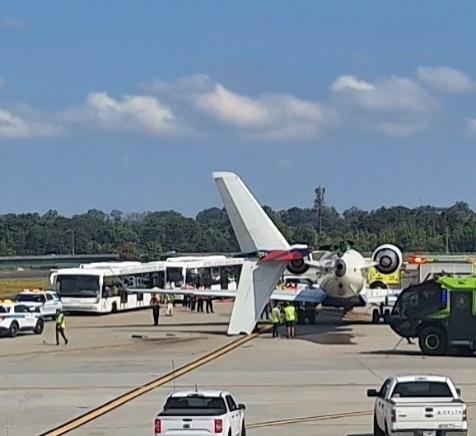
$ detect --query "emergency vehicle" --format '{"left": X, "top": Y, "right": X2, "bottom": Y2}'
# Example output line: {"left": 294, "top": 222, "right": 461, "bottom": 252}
{"left": 15, "top": 289, "right": 62, "bottom": 319}
{"left": 0, "top": 300, "right": 45, "bottom": 337}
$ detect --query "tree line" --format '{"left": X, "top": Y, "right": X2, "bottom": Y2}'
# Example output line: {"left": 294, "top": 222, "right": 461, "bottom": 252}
{"left": 0, "top": 201, "right": 475, "bottom": 259}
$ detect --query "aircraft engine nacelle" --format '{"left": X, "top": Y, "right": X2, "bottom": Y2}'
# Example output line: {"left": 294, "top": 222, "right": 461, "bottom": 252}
{"left": 287, "top": 258, "right": 310, "bottom": 275}
{"left": 372, "top": 244, "right": 402, "bottom": 275}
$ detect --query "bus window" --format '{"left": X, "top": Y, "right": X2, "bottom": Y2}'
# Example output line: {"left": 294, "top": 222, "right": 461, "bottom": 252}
{"left": 166, "top": 268, "right": 183, "bottom": 287}
{"left": 56, "top": 275, "right": 100, "bottom": 298}
{"left": 220, "top": 268, "right": 229, "bottom": 290}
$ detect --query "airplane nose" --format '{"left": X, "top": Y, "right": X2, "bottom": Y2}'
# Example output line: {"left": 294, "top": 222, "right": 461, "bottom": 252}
{"left": 335, "top": 259, "right": 346, "bottom": 278}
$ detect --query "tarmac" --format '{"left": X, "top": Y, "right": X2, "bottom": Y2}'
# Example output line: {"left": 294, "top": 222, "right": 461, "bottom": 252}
{"left": 1, "top": 303, "right": 475, "bottom": 436}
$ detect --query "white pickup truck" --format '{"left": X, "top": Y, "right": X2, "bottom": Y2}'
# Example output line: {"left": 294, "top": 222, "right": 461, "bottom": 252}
{"left": 155, "top": 390, "right": 246, "bottom": 436}
{"left": 368, "top": 375, "right": 467, "bottom": 436}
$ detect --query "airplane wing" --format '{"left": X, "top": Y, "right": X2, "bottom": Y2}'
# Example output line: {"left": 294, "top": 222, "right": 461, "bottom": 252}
{"left": 127, "top": 285, "right": 325, "bottom": 303}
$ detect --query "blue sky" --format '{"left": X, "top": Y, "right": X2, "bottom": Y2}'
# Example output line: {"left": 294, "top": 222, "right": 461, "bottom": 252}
{"left": 1, "top": 1, "right": 475, "bottom": 216}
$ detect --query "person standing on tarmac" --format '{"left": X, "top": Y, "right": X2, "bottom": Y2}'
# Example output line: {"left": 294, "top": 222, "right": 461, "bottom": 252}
{"left": 271, "top": 303, "right": 281, "bottom": 338}
{"left": 284, "top": 302, "right": 297, "bottom": 339}
{"left": 206, "top": 296, "right": 214, "bottom": 314}
{"left": 55, "top": 310, "right": 68, "bottom": 345}
{"left": 166, "top": 294, "right": 174, "bottom": 316}
{"left": 151, "top": 294, "right": 161, "bottom": 326}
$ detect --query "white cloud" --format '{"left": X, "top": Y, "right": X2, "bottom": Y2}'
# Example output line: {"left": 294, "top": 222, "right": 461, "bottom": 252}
{"left": 331, "top": 75, "right": 374, "bottom": 92}
{"left": 331, "top": 74, "right": 439, "bottom": 137}
{"left": 332, "top": 75, "right": 437, "bottom": 113}
{"left": 194, "top": 84, "right": 335, "bottom": 139}
{"left": 417, "top": 66, "right": 475, "bottom": 93}
{"left": 64, "top": 92, "right": 177, "bottom": 136}
{"left": 0, "top": 107, "right": 60, "bottom": 139}
{"left": 196, "top": 84, "right": 269, "bottom": 127}
{"left": 466, "top": 118, "right": 476, "bottom": 136}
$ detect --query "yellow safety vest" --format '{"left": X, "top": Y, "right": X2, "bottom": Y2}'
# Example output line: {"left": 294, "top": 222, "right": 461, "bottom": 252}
{"left": 56, "top": 313, "right": 66, "bottom": 328}
{"left": 271, "top": 307, "right": 281, "bottom": 324}
{"left": 284, "top": 305, "right": 297, "bottom": 322}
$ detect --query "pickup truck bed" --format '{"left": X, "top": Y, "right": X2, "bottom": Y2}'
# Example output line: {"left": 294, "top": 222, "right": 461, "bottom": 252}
{"left": 155, "top": 390, "right": 246, "bottom": 436}
{"left": 368, "top": 375, "right": 467, "bottom": 436}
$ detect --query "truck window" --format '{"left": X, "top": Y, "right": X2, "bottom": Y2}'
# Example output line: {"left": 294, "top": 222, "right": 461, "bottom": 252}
{"left": 392, "top": 382, "right": 452, "bottom": 398}
{"left": 225, "top": 395, "right": 237, "bottom": 411}
{"left": 379, "top": 378, "right": 392, "bottom": 398}
{"left": 162, "top": 396, "right": 227, "bottom": 415}
{"left": 392, "top": 281, "right": 444, "bottom": 319}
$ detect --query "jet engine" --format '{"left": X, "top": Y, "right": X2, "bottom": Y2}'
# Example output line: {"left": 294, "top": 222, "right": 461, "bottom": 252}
{"left": 372, "top": 244, "right": 402, "bottom": 275}
{"left": 287, "top": 258, "right": 309, "bottom": 275}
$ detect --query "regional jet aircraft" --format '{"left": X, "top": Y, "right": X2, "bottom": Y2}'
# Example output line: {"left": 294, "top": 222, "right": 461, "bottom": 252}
{"left": 207, "top": 172, "right": 403, "bottom": 334}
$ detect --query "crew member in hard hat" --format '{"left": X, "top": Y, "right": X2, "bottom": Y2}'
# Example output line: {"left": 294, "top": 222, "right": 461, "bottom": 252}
{"left": 55, "top": 310, "right": 68, "bottom": 345}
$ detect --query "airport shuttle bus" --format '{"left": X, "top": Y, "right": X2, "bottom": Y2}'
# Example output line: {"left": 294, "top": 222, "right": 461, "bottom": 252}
{"left": 162, "top": 256, "right": 243, "bottom": 292}
{"left": 50, "top": 256, "right": 244, "bottom": 313}
{"left": 50, "top": 262, "right": 165, "bottom": 313}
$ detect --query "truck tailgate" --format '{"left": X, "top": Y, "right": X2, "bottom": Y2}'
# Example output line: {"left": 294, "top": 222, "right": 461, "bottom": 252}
{"left": 393, "top": 402, "right": 466, "bottom": 430}
{"left": 158, "top": 416, "right": 217, "bottom": 434}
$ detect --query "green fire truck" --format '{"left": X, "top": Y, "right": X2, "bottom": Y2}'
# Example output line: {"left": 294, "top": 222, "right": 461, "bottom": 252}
{"left": 389, "top": 276, "right": 476, "bottom": 355}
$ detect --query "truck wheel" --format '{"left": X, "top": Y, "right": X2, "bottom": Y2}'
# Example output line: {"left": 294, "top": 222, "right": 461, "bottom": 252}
{"left": 34, "top": 319, "right": 44, "bottom": 334}
{"left": 372, "top": 309, "right": 380, "bottom": 324}
{"left": 373, "top": 414, "right": 384, "bottom": 436}
{"left": 8, "top": 322, "right": 19, "bottom": 338}
{"left": 419, "top": 326, "right": 447, "bottom": 355}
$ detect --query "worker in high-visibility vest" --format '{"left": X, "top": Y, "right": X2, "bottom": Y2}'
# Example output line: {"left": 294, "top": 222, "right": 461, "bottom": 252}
{"left": 271, "top": 304, "right": 282, "bottom": 338}
{"left": 166, "top": 294, "right": 174, "bottom": 316}
{"left": 283, "top": 302, "right": 298, "bottom": 339}
{"left": 55, "top": 310, "right": 68, "bottom": 345}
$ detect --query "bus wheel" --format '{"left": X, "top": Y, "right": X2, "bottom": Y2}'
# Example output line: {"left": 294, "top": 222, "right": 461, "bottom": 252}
{"left": 111, "top": 302, "right": 118, "bottom": 313}
{"left": 372, "top": 309, "right": 380, "bottom": 324}
{"left": 419, "top": 326, "right": 447, "bottom": 355}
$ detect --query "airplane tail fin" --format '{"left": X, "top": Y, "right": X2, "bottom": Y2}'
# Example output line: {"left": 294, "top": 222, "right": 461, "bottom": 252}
{"left": 213, "top": 172, "right": 290, "bottom": 253}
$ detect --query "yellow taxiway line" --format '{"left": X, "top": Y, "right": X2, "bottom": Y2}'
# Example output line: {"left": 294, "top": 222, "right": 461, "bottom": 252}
{"left": 40, "top": 330, "right": 263, "bottom": 435}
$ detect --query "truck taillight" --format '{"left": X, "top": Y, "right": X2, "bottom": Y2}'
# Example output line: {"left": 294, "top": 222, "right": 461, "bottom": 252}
{"left": 214, "top": 419, "right": 223, "bottom": 433}
{"left": 391, "top": 408, "right": 396, "bottom": 423}
{"left": 154, "top": 418, "right": 161, "bottom": 433}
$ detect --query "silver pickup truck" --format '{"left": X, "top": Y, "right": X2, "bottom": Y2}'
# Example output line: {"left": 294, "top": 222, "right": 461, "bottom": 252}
{"left": 155, "top": 390, "right": 246, "bottom": 436}
{"left": 367, "top": 375, "right": 467, "bottom": 436}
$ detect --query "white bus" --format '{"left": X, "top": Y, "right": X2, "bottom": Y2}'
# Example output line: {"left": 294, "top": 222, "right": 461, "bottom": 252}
{"left": 50, "top": 262, "right": 166, "bottom": 313}
{"left": 162, "top": 256, "right": 244, "bottom": 292}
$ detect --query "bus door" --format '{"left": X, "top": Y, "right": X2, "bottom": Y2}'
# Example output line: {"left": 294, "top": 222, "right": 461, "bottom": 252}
{"left": 447, "top": 291, "right": 476, "bottom": 341}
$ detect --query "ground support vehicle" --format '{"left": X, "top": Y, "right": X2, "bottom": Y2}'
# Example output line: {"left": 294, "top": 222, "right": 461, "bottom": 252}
{"left": 0, "top": 301, "right": 45, "bottom": 337}
{"left": 368, "top": 375, "right": 467, "bottom": 435}
{"left": 390, "top": 277, "right": 476, "bottom": 355}
{"left": 15, "top": 290, "right": 62, "bottom": 319}
{"left": 155, "top": 390, "right": 246, "bottom": 435}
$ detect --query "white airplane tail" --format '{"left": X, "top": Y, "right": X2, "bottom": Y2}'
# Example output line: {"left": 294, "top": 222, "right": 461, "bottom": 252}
{"left": 213, "top": 172, "right": 290, "bottom": 334}
{"left": 213, "top": 172, "right": 290, "bottom": 253}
